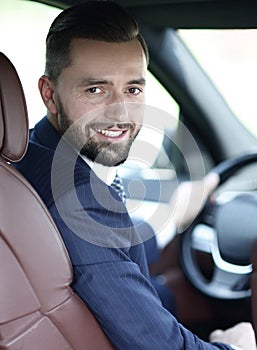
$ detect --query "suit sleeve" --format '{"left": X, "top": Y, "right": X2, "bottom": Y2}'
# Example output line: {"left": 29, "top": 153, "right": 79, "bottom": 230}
{"left": 48, "top": 184, "right": 233, "bottom": 350}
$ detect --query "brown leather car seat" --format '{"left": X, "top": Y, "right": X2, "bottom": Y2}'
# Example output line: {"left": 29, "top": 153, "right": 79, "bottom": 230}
{"left": 0, "top": 52, "right": 114, "bottom": 349}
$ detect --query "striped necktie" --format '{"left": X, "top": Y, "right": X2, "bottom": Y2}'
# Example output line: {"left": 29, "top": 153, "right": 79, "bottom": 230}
{"left": 111, "top": 173, "right": 127, "bottom": 204}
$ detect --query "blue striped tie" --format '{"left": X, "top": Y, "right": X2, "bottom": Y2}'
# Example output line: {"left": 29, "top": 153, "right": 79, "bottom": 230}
{"left": 111, "top": 173, "right": 127, "bottom": 204}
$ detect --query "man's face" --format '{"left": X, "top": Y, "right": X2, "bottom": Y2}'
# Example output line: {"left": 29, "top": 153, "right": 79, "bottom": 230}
{"left": 53, "top": 38, "right": 147, "bottom": 166}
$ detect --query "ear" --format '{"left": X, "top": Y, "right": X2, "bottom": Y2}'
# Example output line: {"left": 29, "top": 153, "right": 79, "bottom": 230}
{"left": 38, "top": 75, "right": 58, "bottom": 115}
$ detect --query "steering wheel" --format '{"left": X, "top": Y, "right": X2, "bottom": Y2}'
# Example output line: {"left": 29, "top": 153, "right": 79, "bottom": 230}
{"left": 181, "top": 150, "right": 257, "bottom": 299}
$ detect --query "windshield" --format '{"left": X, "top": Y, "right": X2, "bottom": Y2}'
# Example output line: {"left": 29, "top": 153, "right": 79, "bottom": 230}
{"left": 179, "top": 29, "right": 257, "bottom": 138}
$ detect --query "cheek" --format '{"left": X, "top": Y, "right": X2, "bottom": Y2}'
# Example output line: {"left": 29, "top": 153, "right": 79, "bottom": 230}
{"left": 128, "top": 102, "right": 145, "bottom": 127}
{"left": 60, "top": 98, "right": 100, "bottom": 125}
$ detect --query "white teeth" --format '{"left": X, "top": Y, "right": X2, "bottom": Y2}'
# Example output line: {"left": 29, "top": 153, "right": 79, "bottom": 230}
{"left": 96, "top": 129, "right": 123, "bottom": 137}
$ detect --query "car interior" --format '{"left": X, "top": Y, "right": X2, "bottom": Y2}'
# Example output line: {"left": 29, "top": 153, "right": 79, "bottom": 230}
{"left": 1, "top": 0, "right": 257, "bottom": 348}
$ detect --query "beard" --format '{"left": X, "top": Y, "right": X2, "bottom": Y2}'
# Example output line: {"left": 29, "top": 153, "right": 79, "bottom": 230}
{"left": 79, "top": 133, "right": 135, "bottom": 166}
{"left": 57, "top": 100, "right": 141, "bottom": 167}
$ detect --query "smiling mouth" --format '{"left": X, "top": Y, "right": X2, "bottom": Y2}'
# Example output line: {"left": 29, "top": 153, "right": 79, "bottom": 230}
{"left": 96, "top": 128, "right": 125, "bottom": 138}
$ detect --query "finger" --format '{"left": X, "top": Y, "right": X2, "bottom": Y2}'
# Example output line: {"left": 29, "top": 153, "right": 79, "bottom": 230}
{"left": 209, "top": 329, "right": 223, "bottom": 342}
{"left": 204, "top": 172, "right": 220, "bottom": 193}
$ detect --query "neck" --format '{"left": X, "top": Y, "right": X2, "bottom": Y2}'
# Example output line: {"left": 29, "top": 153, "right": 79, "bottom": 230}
{"left": 47, "top": 113, "right": 60, "bottom": 133}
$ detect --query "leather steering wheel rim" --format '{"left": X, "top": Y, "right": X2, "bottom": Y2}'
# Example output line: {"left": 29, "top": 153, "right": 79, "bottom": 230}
{"left": 180, "top": 149, "right": 257, "bottom": 299}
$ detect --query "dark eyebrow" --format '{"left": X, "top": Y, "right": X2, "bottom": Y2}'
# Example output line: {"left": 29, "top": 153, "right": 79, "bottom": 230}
{"left": 127, "top": 78, "right": 146, "bottom": 86}
{"left": 77, "top": 77, "right": 146, "bottom": 87}
{"left": 77, "top": 78, "right": 110, "bottom": 87}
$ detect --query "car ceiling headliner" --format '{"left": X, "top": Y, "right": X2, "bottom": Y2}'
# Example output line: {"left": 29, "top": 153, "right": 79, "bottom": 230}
{"left": 31, "top": 0, "right": 257, "bottom": 29}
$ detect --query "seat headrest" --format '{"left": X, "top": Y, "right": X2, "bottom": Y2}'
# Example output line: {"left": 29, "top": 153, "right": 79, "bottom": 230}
{"left": 0, "top": 52, "right": 29, "bottom": 162}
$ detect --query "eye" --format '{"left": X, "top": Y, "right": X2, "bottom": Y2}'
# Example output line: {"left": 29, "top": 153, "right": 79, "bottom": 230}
{"left": 87, "top": 87, "right": 103, "bottom": 94}
{"left": 127, "top": 87, "right": 142, "bottom": 95}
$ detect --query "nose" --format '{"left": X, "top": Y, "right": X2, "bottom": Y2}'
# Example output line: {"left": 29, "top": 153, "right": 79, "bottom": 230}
{"left": 104, "top": 93, "right": 129, "bottom": 122}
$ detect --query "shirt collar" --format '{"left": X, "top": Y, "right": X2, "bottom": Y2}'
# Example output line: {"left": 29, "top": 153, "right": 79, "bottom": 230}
{"left": 80, "top": 155, "right": 117, "bottom": 186}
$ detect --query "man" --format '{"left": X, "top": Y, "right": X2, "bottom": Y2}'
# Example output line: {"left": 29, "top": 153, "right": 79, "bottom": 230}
{"left": 15, "top": 1, "right": 256, "bottom": 349}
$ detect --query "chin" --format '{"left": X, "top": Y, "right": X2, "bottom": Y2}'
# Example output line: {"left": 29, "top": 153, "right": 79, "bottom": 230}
{"left": 95, "top": 155, "right": 127, "bottom": 167}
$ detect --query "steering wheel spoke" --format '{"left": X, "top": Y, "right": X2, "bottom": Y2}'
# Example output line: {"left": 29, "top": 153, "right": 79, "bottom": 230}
{"left": 207, "top": 265, "right": 251, "bottom": 299}
{"left": 191, "top": 224, "right": 214, "bottom": 253}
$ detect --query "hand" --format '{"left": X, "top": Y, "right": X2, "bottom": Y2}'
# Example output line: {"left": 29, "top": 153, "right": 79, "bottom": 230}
{"left": 170, "top": 172, "right": 220, "bottom": 233}
{"left": 209, "top": 322, "right": 256, "bottom": 350}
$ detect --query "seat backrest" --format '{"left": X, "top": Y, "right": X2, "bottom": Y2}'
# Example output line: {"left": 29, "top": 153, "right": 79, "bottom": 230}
{"left": 0, "top": 52, "right": 113, "bottom": 350}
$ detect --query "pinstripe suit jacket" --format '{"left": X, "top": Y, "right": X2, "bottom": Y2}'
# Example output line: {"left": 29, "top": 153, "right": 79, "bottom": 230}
{"left": 15, "top": 117, "right": 233, "bottom": 350}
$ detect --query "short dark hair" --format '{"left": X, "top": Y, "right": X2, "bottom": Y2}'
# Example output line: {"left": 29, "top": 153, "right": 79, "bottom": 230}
{"left": 45, "top": 0, "right": 149, "bottom": 82}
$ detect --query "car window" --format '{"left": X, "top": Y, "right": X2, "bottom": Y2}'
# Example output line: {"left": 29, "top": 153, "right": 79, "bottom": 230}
{"left": 0, "top": 0, "right": 61, "bottom": 127}
{"left": 179, "top": 29, "right": 257, "bottom": 138}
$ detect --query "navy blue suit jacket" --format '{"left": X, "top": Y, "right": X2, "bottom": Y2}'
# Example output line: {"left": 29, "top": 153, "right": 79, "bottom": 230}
{"left": 15, "top": 117, "right": 232, "bottom": 350}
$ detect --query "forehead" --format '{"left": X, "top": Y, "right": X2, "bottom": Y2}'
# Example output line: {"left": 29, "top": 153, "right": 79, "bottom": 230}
{"left": 67, "top": 38, "right": 147, "bottom": 78}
